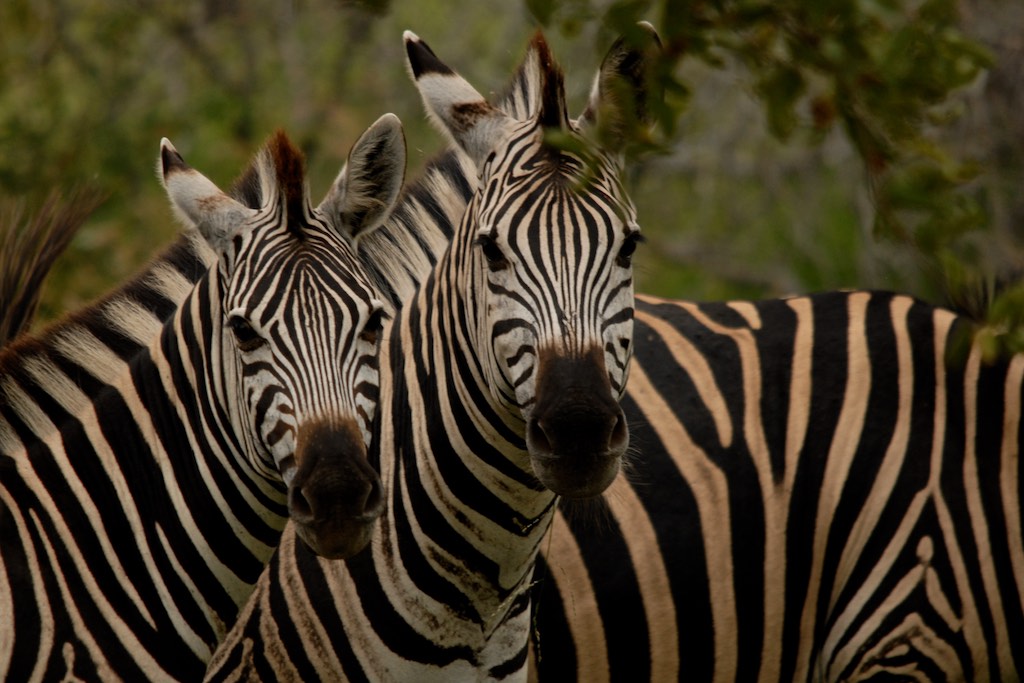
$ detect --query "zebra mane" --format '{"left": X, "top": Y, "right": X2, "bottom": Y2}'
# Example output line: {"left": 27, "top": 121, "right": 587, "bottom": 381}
{"left": 355, "top": 150, "right": 473, "bottom": 311}
{"left": 500, "top": 32, "right": 590, "bottom": 176}
{"left": 497, "top": 32, "right": 544, "bottom": 120}
{"left": 0, "top": 232, "right": 211, "bottom": 410}
{"left": 230, "top": 130, "right": 308, "bottom": 241}
{"left": 534, "top": 33, "right": 570, "bottom": 132}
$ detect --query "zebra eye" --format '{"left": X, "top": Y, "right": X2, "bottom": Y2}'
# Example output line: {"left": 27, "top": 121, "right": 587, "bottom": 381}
{"left": 617, "top": 232, "right": 644, "bottom": 267}
{"left": 475, "top": 234, "right": 508, "bottom": 271}
{"left": 359, "top": 308, "right": 386, "bottom": 345}
{"left": 228, "top": 316, "right": 265, "bottom": 352}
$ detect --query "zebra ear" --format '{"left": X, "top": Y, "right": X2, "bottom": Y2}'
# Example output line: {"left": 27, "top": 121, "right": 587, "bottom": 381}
{"left": 404, "top": 30, "right": 513, "bottom": 168}
{"left": 160, "top": 138, "right": 255, "bottom": 253}
{"left": 578, "top": 22, "right": 662, "bottom": 151}
{"left": 319, "top": 113, "right": 406, "bottom": 241}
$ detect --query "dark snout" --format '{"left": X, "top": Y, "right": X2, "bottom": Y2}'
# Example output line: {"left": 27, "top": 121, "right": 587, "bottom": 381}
{"left": 289, "top": 418, "right": 384, "bottom": 559}
{"left": 526, "top": 347, "right": 628, "bottom": 498}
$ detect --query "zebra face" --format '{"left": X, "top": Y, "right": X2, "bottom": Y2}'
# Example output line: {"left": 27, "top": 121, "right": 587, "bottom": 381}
{"left": 220, "top": 223, "right": 387, "bottom": 559}
{"left": 407, "top": 28, "right": 659, "bottom": 498}
{"left": 160, "top": 116, "right": 406, "bottom": 558}
{"left": 472, "top": 127, "right": 638, "bottom": 498}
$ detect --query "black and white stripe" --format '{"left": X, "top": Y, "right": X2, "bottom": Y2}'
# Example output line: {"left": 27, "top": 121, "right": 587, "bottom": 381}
{"left": 204, "top": 29, "right": 1024, "bottom": 681}
{"left": 531, "top": 290, "right": 1024, "bottom": 682}
{"left": 204, "top": 28, "right": 656, "bottom": 681}
{"left": 0, "top": 118, "right": 409, "bottom": 681}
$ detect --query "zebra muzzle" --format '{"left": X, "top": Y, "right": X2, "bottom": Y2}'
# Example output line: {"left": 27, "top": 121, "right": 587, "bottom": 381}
{"left": 526, "top": 347, "right": 629, "bottom": 498}
{"left": 288, "top": 417, "right": 384, "bottom": 559}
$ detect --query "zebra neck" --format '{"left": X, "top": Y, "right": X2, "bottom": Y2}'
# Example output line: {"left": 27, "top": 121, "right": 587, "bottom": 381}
{"left": 0, "top": 265, "right": 286, "bottom": 675}
{"left": 371, "top": 270, "right": 556, "bottom": 642}
{"left": 145, "top": 274, "right": 288, "bottom": 576}
{"left": 358, "top": 150, "right": 476, "bottom": 307}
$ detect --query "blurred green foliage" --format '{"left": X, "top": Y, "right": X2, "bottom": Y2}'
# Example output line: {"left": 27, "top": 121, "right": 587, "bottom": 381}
{"left": 2, "top": 0, "right": 1022, "bottom": 356}
{"left": 532, "top": 0, "right": 1024, "bottom": 355}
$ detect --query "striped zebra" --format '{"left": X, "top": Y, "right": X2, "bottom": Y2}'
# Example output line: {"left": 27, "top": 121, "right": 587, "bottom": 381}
{"left": 530, "top": 290, "right": 1024, "bottom": 682}
{"left": 0, "top": 117, "right": 411, "bottom": 680}
{"left": 178, "top": 27, "right": 1023, "bottom": 683}
{"left": 203, "top": 28, "right": 657, "bottom": 681}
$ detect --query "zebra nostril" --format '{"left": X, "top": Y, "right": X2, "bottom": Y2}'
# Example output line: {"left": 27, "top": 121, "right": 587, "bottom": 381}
{"left": 288, "top": 486, "right": 314, "bottom": 522}
{"left": 361, "top": 478, "right": 384, "bottom": 518}
{"left": 528, "top": 418, "right": 552, "bottom": 455}
{"left": 609, "top": 411, "right": 627, "bottom": 451}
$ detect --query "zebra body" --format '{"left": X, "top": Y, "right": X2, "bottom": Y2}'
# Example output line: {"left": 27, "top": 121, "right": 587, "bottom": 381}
{"left": 205, "top": 36, "right": 1023, "bottom": 683}
{"left": 204, "top": 28, "right": 657, "bottom": 681}
{"left": 530, "top": 290, "right": 1024, "bottom": 682}
{"left": 0, "top": 119, "right": 408, "bottom": 680}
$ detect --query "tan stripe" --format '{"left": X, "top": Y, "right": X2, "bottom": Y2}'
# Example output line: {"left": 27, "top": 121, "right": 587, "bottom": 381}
{"left": 605, "top": 475, "right": 679, "bottom": 680}
{"left": 1001, "top": 355, "right": 1024, "bottom": 678}
{"left": 783, "top": 297, "right": 814, "bottom": 483}
{"left": 1, "top": 375, "right": 161, "bottom": 630}
{"left": 0, "top": 506, "right": 10, "bottom": 677}
{"left": 821, "top": 480, "right": 940, "bottom": 670}
{"left": 678, "top": 300, "right": 788, "bottom": 681}
{"left": 32, "top": 506, "right": 173, "bottom": 681}
{"left": 276, "top": 529, "right": 327, "bottom": 678}
{"left": 635, "top": 296, "right": 732, "bottom": 448}
{"left": 794, "top": 292, "right": 873, "bottom": 679}
{"left": 0, "top": 488, "right": 54, "bottom": 683}
{"left": 834, "top": 600, "right": 962, "bottom": 679}
{"left": 963, "top": 341, "right": 1013, "bottom": 677}
{"left": 923, "top": 311, "right": 989, "bottom": 675}
{"left": 833, "top": 296, "right": 914, "bottom": 595}
{"left": 539, "top": 509, "right": 609, "bottom": 681}
{"left": 727, "top": 300, "right": 762, "bottom": 330}
{"left": 627, "top": 361, "right": 737, "bottom": 681}
{"left": 817, "top": 310, "right": 958, "bottom": 675}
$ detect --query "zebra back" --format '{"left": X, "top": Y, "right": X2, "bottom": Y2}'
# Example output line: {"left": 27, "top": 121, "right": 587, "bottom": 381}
{"left": 529, "top": 291, "right": 1024, "bottom": 682}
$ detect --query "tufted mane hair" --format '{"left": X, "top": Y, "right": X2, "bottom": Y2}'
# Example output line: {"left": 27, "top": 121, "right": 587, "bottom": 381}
{"left": 229, "top": 130, "right": 309, "bottom": 241}
{"left": 534, "top": 32, "right": 569, "bottom": 132}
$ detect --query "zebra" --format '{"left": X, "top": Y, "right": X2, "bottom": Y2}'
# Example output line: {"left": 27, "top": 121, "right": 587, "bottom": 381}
{"left": 203, "top": 27, "right": 657, "bottom": 681}
{"left": 180, "top": 24, "right": 1024, "bottom": 682}
{"left": 0, "top": 116, "right": 411, "bottom": 681}
{"left": 529, "top": 290, "right": 1024, "bottom": 682}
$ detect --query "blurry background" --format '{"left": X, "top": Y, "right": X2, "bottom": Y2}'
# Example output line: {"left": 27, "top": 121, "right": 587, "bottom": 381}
{"left": 2, "top": 0, "right": 1022, "bottom": 347}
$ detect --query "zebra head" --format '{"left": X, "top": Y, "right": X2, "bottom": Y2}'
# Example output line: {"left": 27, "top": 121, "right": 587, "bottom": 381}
{"left": 158, "top": 116, "right": 405, "bottom": 558}
{"left": 406, "top": 28, "right": 660, "bottom": 498}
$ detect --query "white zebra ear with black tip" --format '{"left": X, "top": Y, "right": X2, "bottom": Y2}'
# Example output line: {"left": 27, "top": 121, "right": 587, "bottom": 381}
{"left": 159, "top": 138, "right": 255, "bottom": 253}
{"left": 319, "top": 113, "right": 407, "bottom": 242}
{"left": 404, "top": 30, "right": 513, "bottom": 168}
{"left": 578, "top": 22, "right": 662, "bottom": 151}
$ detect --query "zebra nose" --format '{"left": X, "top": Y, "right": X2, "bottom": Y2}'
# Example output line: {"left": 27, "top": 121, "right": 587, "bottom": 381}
{"left": 289, "top": 418, "right": 384, "bottom": 559}
{"left": 527, "top": 418, "right": 552, "bottom": 454}
{"left": 525, "top": 347, "right": 629, "bottom": 498}
{"left": 528, "top": 404, "right": 627, "bottom": 460}
{"left": 288, "top": 469, "right": 383, "bottom": 524}
{"left": 526, "top": 405, "right": 626, "bottom": 499}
